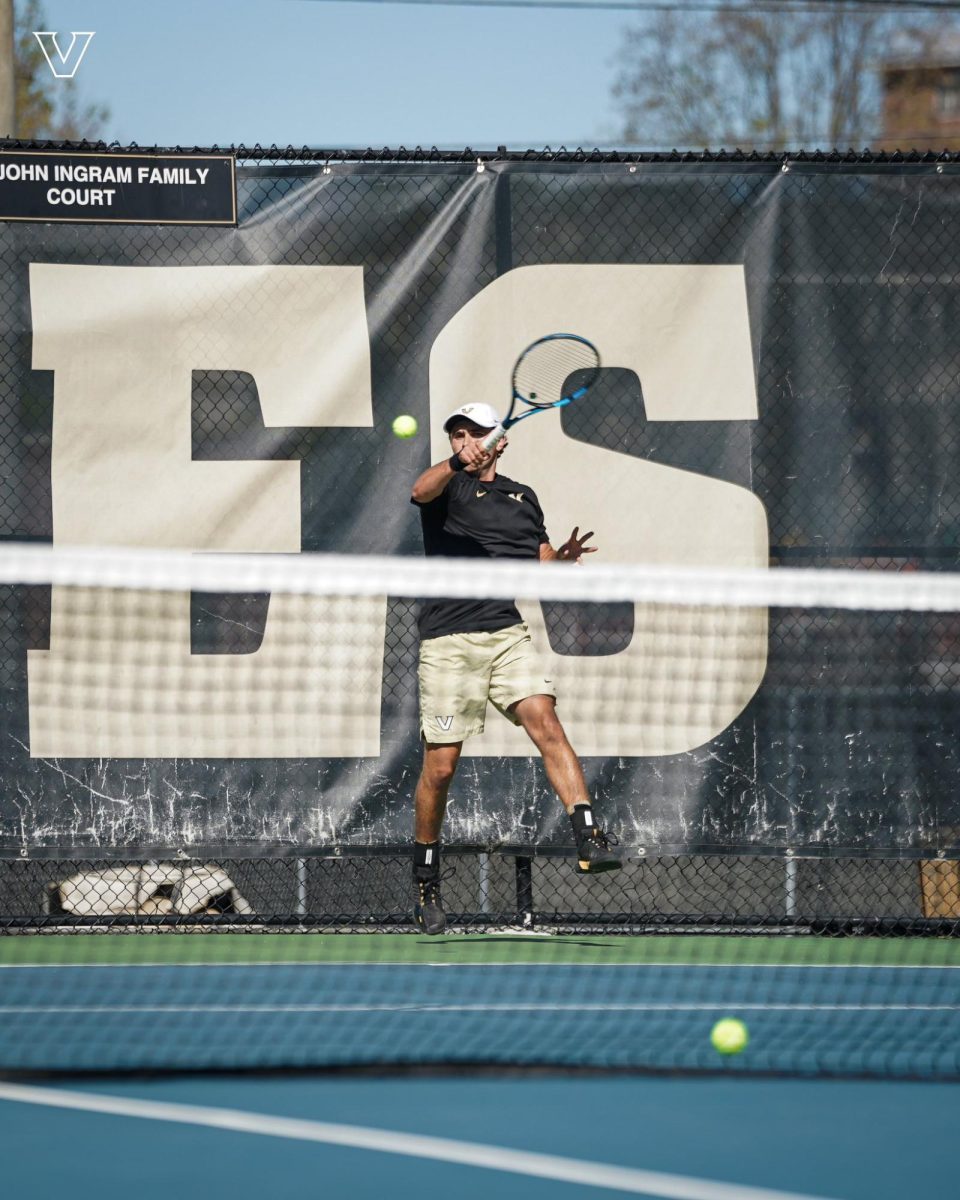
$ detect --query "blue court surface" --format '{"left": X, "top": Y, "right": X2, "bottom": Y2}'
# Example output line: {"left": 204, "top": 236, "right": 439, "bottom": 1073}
{"left": 2, "top": 933, "right": 960, "bottom": 1076}
{"left": 2, "top": 934, "right": 958, "bottom": 1198}
{"left": 1, "top": 1073, "right": 957, "bottom": 1200}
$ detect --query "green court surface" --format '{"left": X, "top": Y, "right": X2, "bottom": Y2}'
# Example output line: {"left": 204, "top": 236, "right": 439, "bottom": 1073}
{"left": 4, "top": 931, "right": 959, "bottom": 967}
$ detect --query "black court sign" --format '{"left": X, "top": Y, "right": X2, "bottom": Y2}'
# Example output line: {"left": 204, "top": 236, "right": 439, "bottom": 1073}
{"left": 0, "top": 150, "right": 237, "bottom": 225}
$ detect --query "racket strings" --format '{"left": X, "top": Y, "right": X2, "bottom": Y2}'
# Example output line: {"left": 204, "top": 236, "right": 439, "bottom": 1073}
{"left": 512, "top": 337, "right": 600, "bottom": 407}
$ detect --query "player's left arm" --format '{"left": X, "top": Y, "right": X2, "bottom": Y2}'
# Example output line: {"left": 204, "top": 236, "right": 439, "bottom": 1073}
{"left": 540, "top": 526, "right": 596, "bottom": 564}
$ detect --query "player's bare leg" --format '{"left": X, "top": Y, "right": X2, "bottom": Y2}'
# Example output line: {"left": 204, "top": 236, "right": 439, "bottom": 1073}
{"left": 414, "top": 741, "right": 461, "bottom": 842}
{"left": 512, "top": 694, "right": 590, "bottom": 810}
{"left": 412, "top": 741, "right": 462, "bottom": 933}
{"left": 513, "top": 694, "right": 621, "bottom": 874}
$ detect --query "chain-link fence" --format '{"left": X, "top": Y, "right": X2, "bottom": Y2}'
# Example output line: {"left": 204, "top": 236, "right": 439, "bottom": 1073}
{"left": 2, "top": 145, "right": 960, "bottom": 934}
{"left": 2, "top": 850, "right": 957, "bottom": 934}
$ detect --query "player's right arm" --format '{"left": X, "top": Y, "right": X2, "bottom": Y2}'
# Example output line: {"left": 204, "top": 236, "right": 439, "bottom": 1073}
{"left": 411, "top": 457, "right": 462, "bottom": 504}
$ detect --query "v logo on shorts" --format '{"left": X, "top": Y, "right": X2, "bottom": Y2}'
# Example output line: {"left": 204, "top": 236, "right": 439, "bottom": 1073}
{"left": 435, "top": 715, "right": 454, "bottom": 731}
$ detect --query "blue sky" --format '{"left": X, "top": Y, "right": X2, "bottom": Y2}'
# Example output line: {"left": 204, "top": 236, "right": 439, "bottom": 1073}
{"left": 38, "top": 0, "right": 631, "bottom": 149}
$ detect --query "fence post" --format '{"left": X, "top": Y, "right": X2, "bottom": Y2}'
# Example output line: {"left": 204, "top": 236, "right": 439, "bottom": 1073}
{"left": 515, "top": 855, "right": 534, "bottom": 929}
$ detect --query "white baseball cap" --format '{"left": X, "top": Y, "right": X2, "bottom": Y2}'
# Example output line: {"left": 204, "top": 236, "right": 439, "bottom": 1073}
{"left": 442, "top": 403, "right": 502, "bottom": 433}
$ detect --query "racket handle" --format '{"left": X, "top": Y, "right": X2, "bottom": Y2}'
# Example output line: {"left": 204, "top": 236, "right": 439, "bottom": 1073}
{"left": 480, "top": 423, "right": 506, "bottom": 453}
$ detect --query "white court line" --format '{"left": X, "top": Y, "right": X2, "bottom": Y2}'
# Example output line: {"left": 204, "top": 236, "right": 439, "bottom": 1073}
{"left": 2, "top": 1002, "right": 958, "bottom": 1013}
{"left": 0, "top": 1082, "right": 838, "bottom": 1200}
{"left": 2, "top": 960, "right": 958, "bottom": 970}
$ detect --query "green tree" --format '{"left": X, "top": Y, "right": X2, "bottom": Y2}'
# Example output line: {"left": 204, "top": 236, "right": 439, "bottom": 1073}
{"left": 14, "top": 0, "right": 108, "bottom": 139}
{"left": 612, "top": 5, "right": 955, "bottom": 150}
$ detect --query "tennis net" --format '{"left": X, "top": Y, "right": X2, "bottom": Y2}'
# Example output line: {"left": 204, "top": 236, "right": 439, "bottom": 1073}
{"left": 1, "top": 544, "right": 960, "bottom": 1080}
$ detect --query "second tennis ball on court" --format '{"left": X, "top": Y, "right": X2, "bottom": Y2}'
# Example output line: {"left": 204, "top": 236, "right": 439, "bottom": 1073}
{"left": 392, "top": 414, "right": 418, "bottom": 439}
{"left": 710, "top": 1018, "right": 749, "bottom": 1055}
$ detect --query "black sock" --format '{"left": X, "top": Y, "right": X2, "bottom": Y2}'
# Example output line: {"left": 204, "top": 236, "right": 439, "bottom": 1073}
{"left": 413, "top": 840, "right": 440, "bottom": 879}
{"left": 569, "top": 804, "right": 596, "bottom": 843}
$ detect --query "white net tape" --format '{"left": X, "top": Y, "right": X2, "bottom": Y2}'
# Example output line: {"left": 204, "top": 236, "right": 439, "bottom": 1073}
{"left": 1, "top": 543, "right": 959, "bottom": 611}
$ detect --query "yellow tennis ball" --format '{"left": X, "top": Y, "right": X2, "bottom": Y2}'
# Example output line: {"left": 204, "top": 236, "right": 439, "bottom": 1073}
{"left": 392, "top": 414, "right": 418, "bottom": 439}
{"left": 711, "top": 1018, "right": 748, "bottom": 1055}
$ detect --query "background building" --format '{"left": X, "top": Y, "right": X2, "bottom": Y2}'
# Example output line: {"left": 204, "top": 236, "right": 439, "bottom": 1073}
{"left": 881, "top": 33, "right": 960, "bottom": 149}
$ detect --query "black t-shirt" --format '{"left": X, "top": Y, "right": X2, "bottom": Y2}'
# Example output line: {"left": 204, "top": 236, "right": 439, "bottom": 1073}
{"left": 412, "top": 469, "right": 549, "bottom": 639}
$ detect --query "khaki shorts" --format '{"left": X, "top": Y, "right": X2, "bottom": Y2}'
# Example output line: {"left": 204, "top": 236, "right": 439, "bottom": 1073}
{"left": 418, "top": 622, "right": 557, "bottom": 743}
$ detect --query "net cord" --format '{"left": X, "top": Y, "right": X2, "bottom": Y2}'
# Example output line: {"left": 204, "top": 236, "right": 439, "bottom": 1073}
{"left": 0, "top": 544, "right": 958, "bottom": 611}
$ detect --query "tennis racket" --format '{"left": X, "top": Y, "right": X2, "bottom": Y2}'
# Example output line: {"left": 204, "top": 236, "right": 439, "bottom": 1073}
{"left": 480, "top": 333, "right": 601, "bottom": 453}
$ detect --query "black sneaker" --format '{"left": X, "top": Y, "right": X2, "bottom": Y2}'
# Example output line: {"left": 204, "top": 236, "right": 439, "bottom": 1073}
{"left": 414, "top": 871, "right": 447, "bottom": 935}
{"left": 576, "top": 826, "right": 622, "bottom": 875}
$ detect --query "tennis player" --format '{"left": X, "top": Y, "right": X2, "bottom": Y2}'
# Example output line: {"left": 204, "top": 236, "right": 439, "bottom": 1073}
{"left": 409, "top": 402, "right": 621, "bottom": 934}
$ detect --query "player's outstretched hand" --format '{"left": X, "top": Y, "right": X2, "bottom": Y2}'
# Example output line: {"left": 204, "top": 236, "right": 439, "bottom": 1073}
{"left": 558, "top": 527, "right": 596, "bottom": 563}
